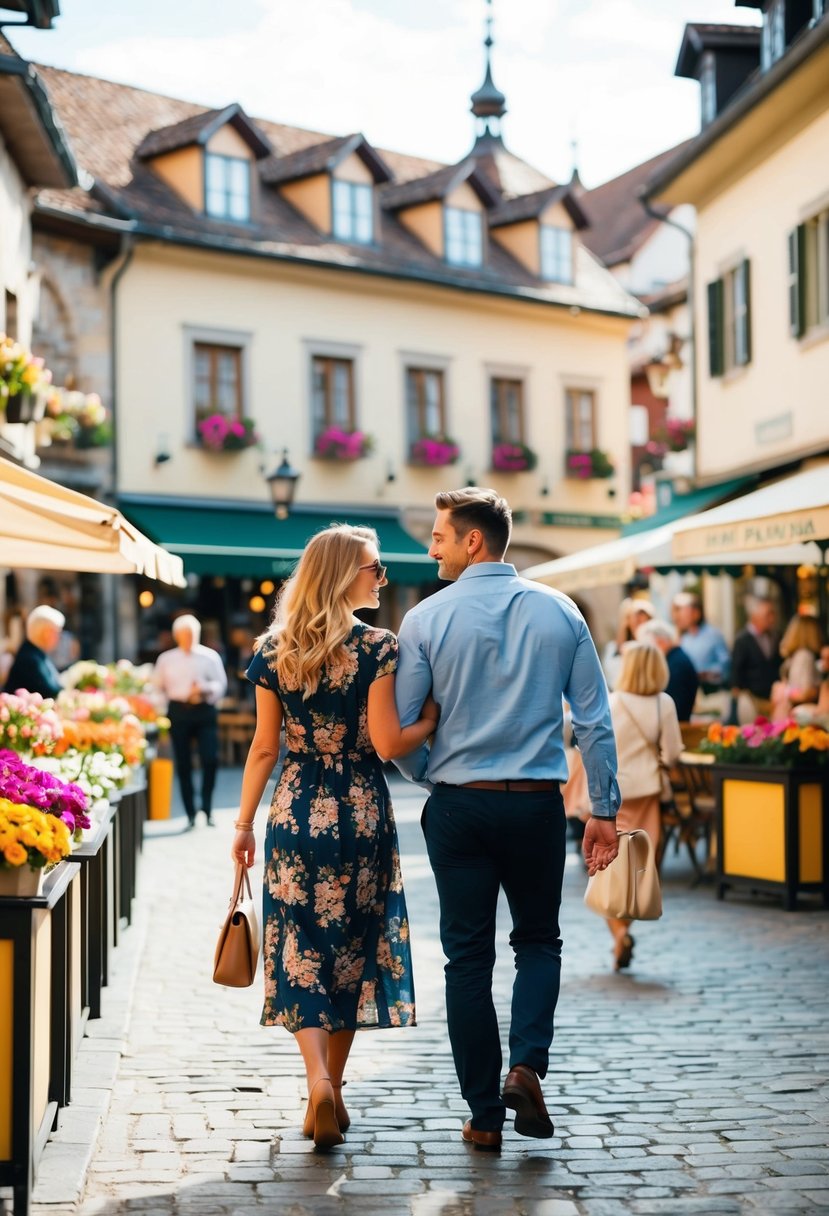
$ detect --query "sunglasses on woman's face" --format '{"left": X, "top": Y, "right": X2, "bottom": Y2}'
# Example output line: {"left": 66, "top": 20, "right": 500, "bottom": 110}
{"left": 358, "top": 559, "right": 388, "bottom": 584}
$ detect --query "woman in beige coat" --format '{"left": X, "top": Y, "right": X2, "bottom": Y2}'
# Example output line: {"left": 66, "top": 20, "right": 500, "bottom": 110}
{"left": 607, "top": 642, "right": 683, "bottom": 970}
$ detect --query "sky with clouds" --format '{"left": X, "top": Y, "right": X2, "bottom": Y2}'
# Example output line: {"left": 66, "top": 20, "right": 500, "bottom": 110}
{"left": 9, "top": 0, "right": 762, "bottom": 188}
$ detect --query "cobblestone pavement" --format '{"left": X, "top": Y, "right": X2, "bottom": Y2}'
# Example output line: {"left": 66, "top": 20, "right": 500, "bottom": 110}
{"left": 28, "top": 772, "right": 829, "bottom": 1216}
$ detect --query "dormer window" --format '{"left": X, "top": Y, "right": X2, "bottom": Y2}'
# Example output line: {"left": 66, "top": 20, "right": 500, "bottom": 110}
{"left": 332, "top": 180, "right": 373, "bottom": 244}
{"left": 445, "top": 207, "right": 483, "bottom": 268}
{"left": 205, "top": 152, "right": 251, "bottom": 222}
{"left": 540, "top": 226, "right": 573, "bottom": 284}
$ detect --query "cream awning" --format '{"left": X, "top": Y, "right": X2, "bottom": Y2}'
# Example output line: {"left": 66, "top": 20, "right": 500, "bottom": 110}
{"left": 672, "top": 463, "right": 829, "bottom": 559}
{"left": 0, "top": 457, "right": 185, "bottom": 585}
{"left": 523, "top": 522, "right": 824, "bottom": 593}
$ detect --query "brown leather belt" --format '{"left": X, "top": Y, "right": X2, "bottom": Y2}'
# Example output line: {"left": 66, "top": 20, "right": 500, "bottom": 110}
{"left": 458, "top": 780, "right": 557, "bottom": 792}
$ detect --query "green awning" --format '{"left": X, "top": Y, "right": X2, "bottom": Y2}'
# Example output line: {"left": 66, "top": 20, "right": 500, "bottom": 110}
{"left": 622, "top": 477, "right": 755, "bottom": 536}
{"left": 118, "top": 498, "right": 437, "bottom": 584}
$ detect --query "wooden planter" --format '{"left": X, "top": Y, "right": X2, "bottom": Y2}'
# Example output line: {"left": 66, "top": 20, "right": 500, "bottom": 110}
{"left": 714, "top": 765, "right": 829, "bottom": 910}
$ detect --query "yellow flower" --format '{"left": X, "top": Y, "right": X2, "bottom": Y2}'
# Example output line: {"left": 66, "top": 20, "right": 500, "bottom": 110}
{"left": 783, "top": 725, "right": 800, "bottom": 745}
{"left": 3, "top": 841, "right": 28, "bottom": 867}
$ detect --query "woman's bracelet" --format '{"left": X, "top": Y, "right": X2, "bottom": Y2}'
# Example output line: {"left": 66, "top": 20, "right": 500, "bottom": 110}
{"left": 234, "top": 820, "right": 255, "bottom": 831}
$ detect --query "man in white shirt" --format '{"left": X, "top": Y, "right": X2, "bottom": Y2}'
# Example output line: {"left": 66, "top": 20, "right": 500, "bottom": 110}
{"left": 153, "top": 615, "right": 227, "bottom": 829}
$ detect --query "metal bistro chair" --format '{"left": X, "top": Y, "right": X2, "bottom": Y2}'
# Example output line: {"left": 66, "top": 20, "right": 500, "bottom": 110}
{"left": 662, "top": 753, "right": 716, "bottom": 884}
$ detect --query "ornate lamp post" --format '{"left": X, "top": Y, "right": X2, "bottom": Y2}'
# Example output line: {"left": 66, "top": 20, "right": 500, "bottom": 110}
{"left": 264, "top": 449, "right": 301, "bottom": 520}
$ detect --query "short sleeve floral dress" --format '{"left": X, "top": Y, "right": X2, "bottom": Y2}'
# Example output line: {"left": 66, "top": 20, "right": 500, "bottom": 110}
{"left": 245, "top": 623, "right": 416, "bottom": 1033}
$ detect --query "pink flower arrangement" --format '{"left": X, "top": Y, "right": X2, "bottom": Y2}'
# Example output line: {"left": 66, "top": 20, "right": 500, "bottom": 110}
{"left": 0, "top": 690, "right": 63, "bottom": 755}
{"left": 565, "top": 448, "right": 615, "bottom": 479}
{"left": 410, "top": 436, "right": 460, "bottom": 467}
{"left": 701, "top": 718, "right": 829, "bottom": 768}
{"left": 492, "top": 442, "right": 537, "bottom": 472}
{"left": 197, "top": 414, "right": 258, "bottom": 451}
{"left": 314, "top": 426, "right": 372, "bottom": 461}
{"left": 0, "top": 748, "right": 90, "bottom": 836}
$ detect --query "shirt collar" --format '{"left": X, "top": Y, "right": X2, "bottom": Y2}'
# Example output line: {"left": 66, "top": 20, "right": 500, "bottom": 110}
{"left": 458, "top": 562, "right": 517, "bottom": 581}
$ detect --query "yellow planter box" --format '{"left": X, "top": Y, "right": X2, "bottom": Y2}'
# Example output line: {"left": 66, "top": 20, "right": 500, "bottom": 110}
{"left": 714, "top": 765, "right": 829, "bottom": 910}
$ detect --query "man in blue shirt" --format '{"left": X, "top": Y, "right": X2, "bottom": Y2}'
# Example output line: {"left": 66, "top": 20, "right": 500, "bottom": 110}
{"left": 395, "top": 488, "right": 620, "bottom": 1152}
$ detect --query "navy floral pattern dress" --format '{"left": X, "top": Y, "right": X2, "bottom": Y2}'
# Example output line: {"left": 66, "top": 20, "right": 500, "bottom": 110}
{"left": 246, "top": 624, "right": 416, "bottom": 1033}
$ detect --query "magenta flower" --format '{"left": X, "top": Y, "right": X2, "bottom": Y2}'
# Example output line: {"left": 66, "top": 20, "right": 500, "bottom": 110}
{"left": 0, "top": 747, "right": 90, "bottom": 832}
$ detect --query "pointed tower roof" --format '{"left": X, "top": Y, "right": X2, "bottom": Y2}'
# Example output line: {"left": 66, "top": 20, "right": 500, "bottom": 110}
{"left": 470, "top": 0, "right": 506, "bottom": 144}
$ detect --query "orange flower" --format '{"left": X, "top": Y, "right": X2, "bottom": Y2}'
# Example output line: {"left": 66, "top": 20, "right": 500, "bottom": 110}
{"left": 723, "top": 726, "right": 740, "bottom": 746}
{"left": 708, "top": 722, "right": 723, "bottom": 744}
{"left": 3, "top": 840, "right": 28, "bottom": 867}
{"left": 783, "top": 725, "right": 800, "bottom": 745}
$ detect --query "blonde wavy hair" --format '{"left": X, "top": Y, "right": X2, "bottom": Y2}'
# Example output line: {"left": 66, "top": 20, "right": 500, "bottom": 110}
{"left": 780, "top": 614, "right": 823, "bottom": 659}
{"left": 259, "top": 524, "right": 378, "bottom": 698}
{"left": 615, "top": 641, "right": 669, "bottom": 696}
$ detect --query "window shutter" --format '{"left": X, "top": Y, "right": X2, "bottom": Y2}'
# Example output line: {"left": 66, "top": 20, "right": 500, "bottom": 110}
{"left": 788, "top": 226, "right": 806, "bottom": 338}
{"left": 707, "top": 278, "right": 724, "bottom": 377}
{"left": 741, "top": 258, "right": 752, "bottom": 365}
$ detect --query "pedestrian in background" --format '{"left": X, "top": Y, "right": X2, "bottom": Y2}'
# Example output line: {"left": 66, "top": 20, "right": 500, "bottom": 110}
{"left": 608, "top": 641, "right": 683, "bottom": 971}
{"left": 637, "top": 618, "right": 699, "bottom": 723}
{"left": 3, "top": 604, "right": 65, "bottom": 699}
{"left": 231, "top": 525, "right": 435, "bottom": 1149}
{"left": 395, "top": 487, "right": 620, "bottom": 1152}
{"left": 730, "top": 595, "right": 780, "bottom": 723}
{"left": 771, "top": 614, "right": 824, "bottom": 720}
{"left": 601, "top": 597, "right": 655, "bottom": 689}
{"left": 153, "top": 614, "right": 227, "bottom": 829}
{"left": 673, "top": 591, "right": 731, "bottom": 695}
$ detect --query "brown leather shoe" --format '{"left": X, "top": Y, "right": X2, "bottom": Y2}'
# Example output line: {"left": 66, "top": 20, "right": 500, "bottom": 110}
{"left": 501, "top": 1064, "right": 555, "bottom": 1138}
{"left": 461, "top": 1119, "right": 502, "bottom": 1152}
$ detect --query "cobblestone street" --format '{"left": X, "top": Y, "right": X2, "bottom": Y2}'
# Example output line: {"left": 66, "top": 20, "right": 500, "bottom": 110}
{"left": 26, "top": 773, "right": 829, "bottom": 1216}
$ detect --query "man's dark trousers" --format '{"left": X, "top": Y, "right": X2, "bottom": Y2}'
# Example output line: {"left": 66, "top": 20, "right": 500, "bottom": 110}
{"left": 424, "top": 784, "right": 567, "bottom": 1132}
{"left": 168, "top": 701, "right": 219, "bottom": 823}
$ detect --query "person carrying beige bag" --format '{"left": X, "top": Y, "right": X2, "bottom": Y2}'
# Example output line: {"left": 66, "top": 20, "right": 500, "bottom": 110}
{"left": 607, "top": 642, "right": 683, "bottom": 971}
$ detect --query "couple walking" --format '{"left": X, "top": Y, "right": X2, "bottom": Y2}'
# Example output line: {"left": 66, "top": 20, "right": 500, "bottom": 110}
{"left": 231, "top": 488, "right": 620, "bottom": 1151}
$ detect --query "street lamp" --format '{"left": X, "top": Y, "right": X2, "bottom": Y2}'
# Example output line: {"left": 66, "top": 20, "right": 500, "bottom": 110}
{"left": 265, "top": 449, "right": 301, "bottom": 520}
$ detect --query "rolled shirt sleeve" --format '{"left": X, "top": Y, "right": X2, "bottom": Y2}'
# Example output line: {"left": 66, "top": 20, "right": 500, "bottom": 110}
{"left": 564, "top": 621, "right": 621, "bottom": 819}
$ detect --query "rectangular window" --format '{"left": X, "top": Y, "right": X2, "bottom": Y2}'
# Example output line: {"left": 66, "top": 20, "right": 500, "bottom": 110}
{"left": 540, "top": 226, "right": 573, "bottom": 284}
{"left": 708, "top": 261, "right": 751, "bottom": 375}
{"left": 406, "top": 368, "right": 446, "bottom": 441}
{"left": 445, "top": 207, "right": 483, "bottom": 267}
{"left": 312, "top": 356, "right": 355, "bottom": 437}
{"left": 795, "top": 208, "right": 829, "bottom": 334}
{"left": 565, "top": 388, "right": 596, "bottom": 450}
{"left": 332, "top": 180, "right": 373, "bottom": 244}
{"left": 193, "top": 343, "right": 243, "bottom": 424}
{"left": 490, "top": 377, "right": 524, "bottom": 444}
{"left": 205, "top": 153, "right": 251, "bottom": 222}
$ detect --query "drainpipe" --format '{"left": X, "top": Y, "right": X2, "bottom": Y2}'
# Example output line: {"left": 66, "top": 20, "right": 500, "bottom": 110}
{"left": 106, "top": 235, "right": 136, "bottom": 659}
{"left": 639, "top": 197, "right": 697, "bottom": 484}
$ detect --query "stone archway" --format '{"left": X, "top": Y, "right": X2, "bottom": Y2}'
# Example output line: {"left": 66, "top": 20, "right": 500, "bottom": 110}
{"left": 32, "top": 277, "right": 78, "bottom": 387}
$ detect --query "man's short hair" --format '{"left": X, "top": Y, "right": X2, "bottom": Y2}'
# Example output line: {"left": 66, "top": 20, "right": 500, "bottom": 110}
{"left": 434, "top": 487, "right": 512, "bottom": 558}
{"left": 673, "top": 591, "right": 704, "bottom": 621}
{"left": 26, "top": 604, "right": 65, "bottom": 640}
{"left": 172, "top": 614, "right": 201, "bottom": 642}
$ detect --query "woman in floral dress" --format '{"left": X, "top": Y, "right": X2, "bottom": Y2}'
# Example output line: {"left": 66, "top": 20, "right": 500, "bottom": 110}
{"left": 231, "top": 524, "right": 436, "bottom": 1148}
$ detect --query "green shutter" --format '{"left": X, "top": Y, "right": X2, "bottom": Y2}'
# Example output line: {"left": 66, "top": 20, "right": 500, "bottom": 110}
{"left": 707, "top": 278, "right": 724, "bottom": 377}
{"left": 741, "top": 258, "right": 752, "bottom": 366}
{"left": 788, "top": 226, "right": 806, "bottom": 338}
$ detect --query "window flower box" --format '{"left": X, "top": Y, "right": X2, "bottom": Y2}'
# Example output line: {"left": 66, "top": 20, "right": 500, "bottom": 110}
{"left": 197, "top": 414, "right": 258, "bottom": 452}
{"left": 654, "top": 417, "right": 695, "bottom": 454}
{"left": 565, "top": 448, "right": 615, "bottom": 480}
{"left": 314, "top": 426, "right": 373, "bottom": 461}
{"left": 43, "top": 387, "right": 112, "bottom": 449}
{"left": 492, "top": 442, "right": 537, "bottom": 473}
{"left": 0, "top": 334, "right": 52, "bottom": 423}
{"left": 409, "top": 435, "right": 460, "bottom": 467}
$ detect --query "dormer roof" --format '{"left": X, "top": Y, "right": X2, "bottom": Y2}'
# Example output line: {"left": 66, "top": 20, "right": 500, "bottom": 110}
{"left": 260, "top": 132, "right": 392, "bottom": 185}
{"left": 676, "top": 22, "right": 762, "bottom": 78}
{"left": 381, "top": 159, "right": 500, "bottom": 212}
{"left": 136, "top": 102, "right": 272, "bottom": 160}
{"left": 488, "top": 184, "right": 588, "bottom": 230}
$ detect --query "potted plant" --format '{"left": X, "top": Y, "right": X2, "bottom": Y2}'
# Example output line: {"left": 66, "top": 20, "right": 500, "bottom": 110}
{"left": 314, "top": 426, "right": 373, "bottom": 461}
{"left": 197, "top": 414, "right": 259, "bottom": 452}
{"left": 492, "top": 441, "right": 537, "bottom": 473}
{"left": 565, "top": 448, "right": 615, "bottom": 480}
{"left": 0, "top": 333, "right": 52, "bottom": 423}
{"left": 700, "top": 719, "right": 829, "bottom": 909}
{"left": 43, "top": 387, "right": 112, "bottom": 449}
{"left": 410, "top": 435, "right": 460, "bottom": 467}
{"left": 657, "top": 417, "right": 695, "bottom": 453}
{"left": 0, "top": 797, "right": 73, "bottom": 896}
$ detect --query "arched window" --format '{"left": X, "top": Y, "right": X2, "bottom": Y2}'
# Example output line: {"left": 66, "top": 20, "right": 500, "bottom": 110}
{"left": 32, "top": 279, "right": 77, "bottom": 387}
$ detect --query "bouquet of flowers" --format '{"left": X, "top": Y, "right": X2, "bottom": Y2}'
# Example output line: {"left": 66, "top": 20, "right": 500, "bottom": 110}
{"left": 30, "top": 749, "right": 129, "bottom": 806}
{"left": 700, "top": 718, "right": 829, "bottom": 768}
{"left": 44, "top": 387, "right": 112, "bottom": 448}
{"left": 52, "top": 717, "right": 146, "bottom": 769}
{"left": 314, "top": 426, "right": 373, "bottom": 461}
{"left": 197, "top": 414, "right": 258, "bottom": 451}
{"left": 565, "top": 448, "right": 615, "bottom": 480}
{"left": 0, "top": 690, "right": 63, "bottom": 755}
{"left": 410, "top": 436, "right": 460, "bottom": 467}
{"left": 492, "top": 442, "right": 537, "bottom": 473}
{"left": 0, "top": 799, "right": 72, "bottom": 871}
{"left": 0, "top": 332, "right": 52, "bottom": 407}
{"left": 0, "top": 749, "right": 90, "bottom": 837}
{"left": 61, "top": 660, "right": 168, "bottom": 729}
{"left": 57, "top": 688, "right": 135, "bottom": 723}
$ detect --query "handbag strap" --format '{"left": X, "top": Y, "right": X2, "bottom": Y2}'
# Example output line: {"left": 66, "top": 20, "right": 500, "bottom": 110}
{"left": 618, "top": 693, "right": 664, "bottom": 763}
{"left": 230, "top": 862, "right": 253, "bottom": 908}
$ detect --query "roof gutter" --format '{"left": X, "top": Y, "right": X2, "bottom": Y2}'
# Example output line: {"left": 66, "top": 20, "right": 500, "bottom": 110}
{"left": 0, "top": 51, "right": 77, "bottom": 185}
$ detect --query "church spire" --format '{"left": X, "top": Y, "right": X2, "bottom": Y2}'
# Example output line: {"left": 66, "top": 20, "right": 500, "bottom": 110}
{"left": 470, "top": 0, "right": 507, "bottom": 145}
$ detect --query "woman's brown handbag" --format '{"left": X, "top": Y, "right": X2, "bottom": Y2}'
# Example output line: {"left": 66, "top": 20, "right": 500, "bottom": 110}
{"left": 213, "top": 863, "right": 260, "bottom": 987}
{"left": 584, "top": 829, "right": 663, "bottom": 921}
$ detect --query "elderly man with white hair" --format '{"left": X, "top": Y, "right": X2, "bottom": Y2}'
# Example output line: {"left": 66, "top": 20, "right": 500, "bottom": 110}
{"left": 153, "top": 614, "right": 228, "bottom": 829}
{"left": 4, "top": 605, "right": 65, "bottom": 699}
{"left": 637, "top": 618, "right": 699, "bottom": 723}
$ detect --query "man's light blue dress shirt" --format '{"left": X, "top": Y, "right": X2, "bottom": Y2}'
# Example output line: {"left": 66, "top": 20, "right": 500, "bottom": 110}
{"left": 394, "top": 563, "right": 621, "bottom": 818}
{"left": 678, "top": 623, "right": 731, "bottom": 683}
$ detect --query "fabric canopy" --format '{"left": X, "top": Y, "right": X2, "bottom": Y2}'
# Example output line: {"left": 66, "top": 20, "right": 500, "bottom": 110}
{"left": 672, "top": 463, "right": 829, "bottom": 559}
{"left": 0, "top": 458, "right": 185, "bottom": 585}
{"left": 523, "top": 521, "right": 824, "bottom": 594}
{"left": 119, "top": 498, "right": 436, "bottom": 584}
